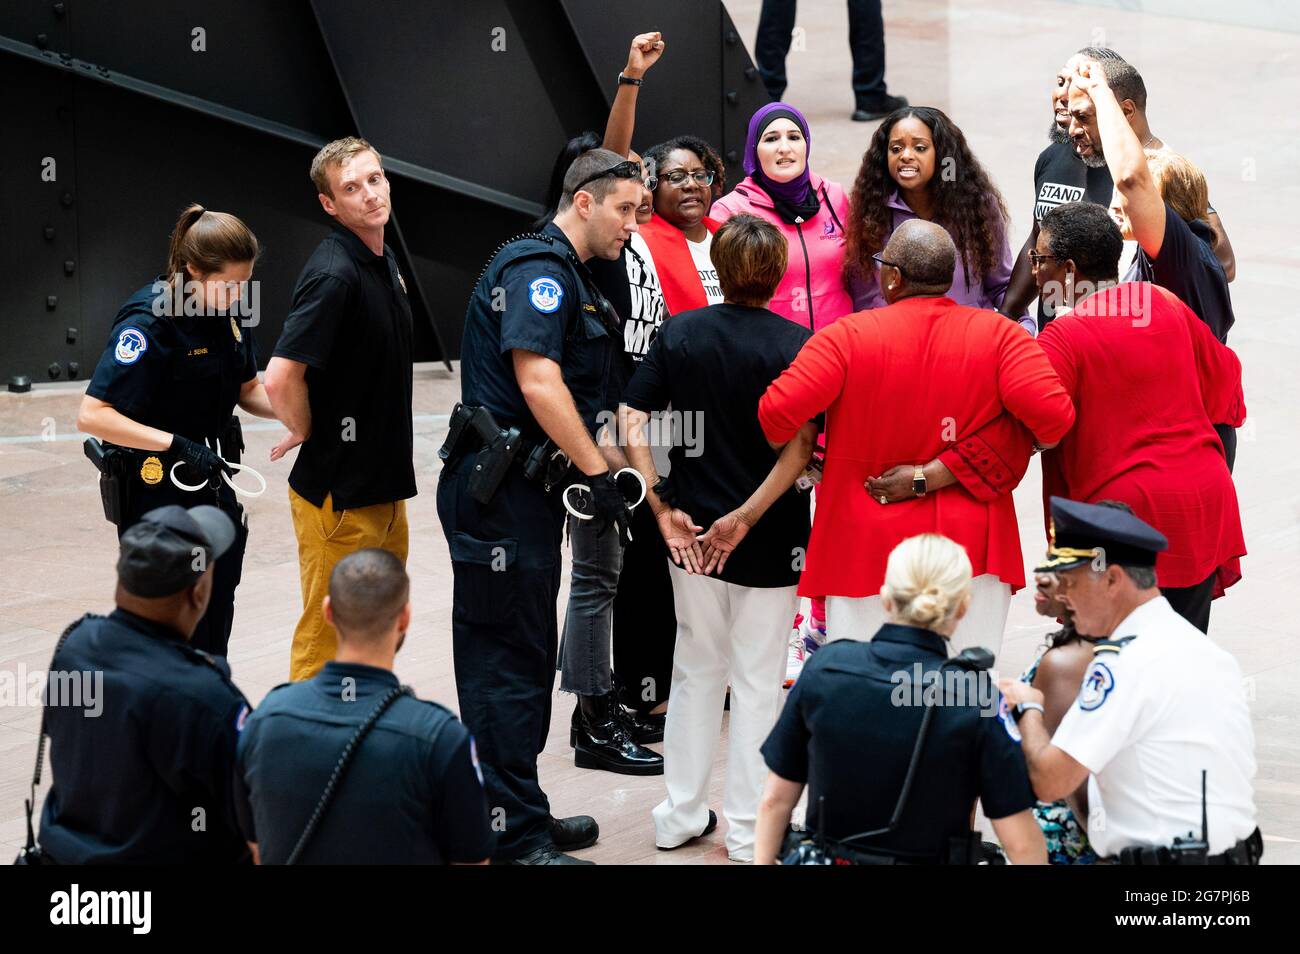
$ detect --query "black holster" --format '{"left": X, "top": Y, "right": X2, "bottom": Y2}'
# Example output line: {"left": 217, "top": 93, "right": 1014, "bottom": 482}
{"left": 220, "top": 414, "right": 244, "bottom": 467}
{"left": 438, "top": 403, "right": 521, "bottom": 505}
{"left": 83, "top": 438, "right": 128, "bottom": 526}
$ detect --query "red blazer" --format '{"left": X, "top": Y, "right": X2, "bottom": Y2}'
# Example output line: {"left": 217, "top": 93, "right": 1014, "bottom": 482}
{"left": 1037, "top": 282, "right": 1246, "bottom": 593}
{"left": 759, "top": 296, "right": 1075, "bottom": 598}
{"left": 638, "top": 213, "right": 719, "bottom": 315}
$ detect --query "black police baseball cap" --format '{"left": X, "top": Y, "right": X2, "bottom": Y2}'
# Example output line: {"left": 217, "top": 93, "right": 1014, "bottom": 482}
{"left": 1035, "top": 496, "right": 1168, "bottom": 574}
{"left": 117, "top": 505, "right": 236, "bottom": 598}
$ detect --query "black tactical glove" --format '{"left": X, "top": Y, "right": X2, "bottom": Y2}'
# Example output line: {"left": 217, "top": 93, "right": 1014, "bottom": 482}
{"left": 589, "top": 471, "right": 634, "bottom": 547}
{"left": 170, "top": 434, "right": 231, "bottom": 487}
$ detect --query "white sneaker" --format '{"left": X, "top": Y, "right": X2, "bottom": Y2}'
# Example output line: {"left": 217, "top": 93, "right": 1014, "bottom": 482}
{"left": 784, "top": 629, "right": 807, "bottom": 688}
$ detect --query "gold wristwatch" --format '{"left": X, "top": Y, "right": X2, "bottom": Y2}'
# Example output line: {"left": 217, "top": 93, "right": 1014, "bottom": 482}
{"left": 912, "top": 465, "right": 927, "bottom": 497}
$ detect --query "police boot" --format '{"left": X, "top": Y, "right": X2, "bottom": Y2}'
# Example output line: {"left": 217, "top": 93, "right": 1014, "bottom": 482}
{"left": 572, "top": 693, "right": 664, "bottom": 776}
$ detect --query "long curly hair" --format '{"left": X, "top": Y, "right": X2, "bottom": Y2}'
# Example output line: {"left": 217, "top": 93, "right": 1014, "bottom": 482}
{"left": 845, "top": 107, "right": 1009, "bottom": 290}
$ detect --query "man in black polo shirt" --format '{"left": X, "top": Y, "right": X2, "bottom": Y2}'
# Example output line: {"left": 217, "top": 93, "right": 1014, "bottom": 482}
{"left": 37, "top": 505, "right": 250, "bottom": 864}
{"left": 234, "top": 549, "right": 493, "bottom": 864}
{"left": 265, "top": 137, "right": 415, "bottom": 681}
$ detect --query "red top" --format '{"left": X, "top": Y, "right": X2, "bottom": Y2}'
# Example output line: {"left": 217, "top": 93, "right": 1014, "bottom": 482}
{"left": 758, "top": 296, "right": 1075, "bottom": 598}
{"left": 1037, "top": 282, "right": 1246, "bottom": 593}
{"left": 637, "top": 214, "right": 719, "bottom": 315}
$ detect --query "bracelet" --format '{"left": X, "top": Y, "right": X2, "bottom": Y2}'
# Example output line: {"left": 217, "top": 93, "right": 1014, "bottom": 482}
{"left": 617, "top": 71, "right": 643, "bottom": 86}
{"left": 1014, "top": 701, "right": 1045, "bottom": 723}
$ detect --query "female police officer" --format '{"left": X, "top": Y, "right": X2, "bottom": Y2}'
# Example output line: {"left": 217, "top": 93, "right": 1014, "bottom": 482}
{"left": 78, "top": 204, "right": 277, "bottom": 657}
{"left": 754, "top": 534, "right": 1048, "bottom": 864}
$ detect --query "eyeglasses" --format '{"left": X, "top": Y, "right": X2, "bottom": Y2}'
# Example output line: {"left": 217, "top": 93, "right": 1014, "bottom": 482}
{"left": 1028, "top": 251, "right": 1058, "bottom": 269}
{"left": 871, "top": 252, "right": 907, "bottom": 278}
{"left": 659, "top": 169, "right": 715, "bottom": 188}
{"left": 574, "top": 160, "right": 646, "bottom": 194}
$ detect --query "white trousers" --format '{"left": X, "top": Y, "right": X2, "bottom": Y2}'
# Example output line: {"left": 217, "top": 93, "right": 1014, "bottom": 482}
{"left": 824, "top": 573, "right": 1012, "bottom": 663}
{"left": 653, "top": 563, "right": 799, "bottom": 861}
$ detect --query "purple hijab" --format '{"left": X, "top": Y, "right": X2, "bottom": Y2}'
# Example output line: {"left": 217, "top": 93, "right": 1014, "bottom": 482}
{"left": 743, "top": 102, "right": 814, "bottom": 206}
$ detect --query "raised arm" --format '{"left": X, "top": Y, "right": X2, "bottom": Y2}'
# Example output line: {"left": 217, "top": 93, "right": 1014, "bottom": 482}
{"left": 602, "top": 32, "right": 664, "bottom": 158}
{"left": 1073, "top": 60, "right": 1166, "bottom": 258}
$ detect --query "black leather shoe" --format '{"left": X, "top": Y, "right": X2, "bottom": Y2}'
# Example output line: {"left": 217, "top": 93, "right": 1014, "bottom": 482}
{"left": 572, "top": 695, "right": 664, "bottom": 776}
{"left": 549, "top": 814, "right": 600, "bottom": 852}
{"left": 617, "top": 703, "right": 665, "bottom": 744}
{"left": 657, "top": 811, "right": 718, "bottom": 851}
{"left": 508, "top": 845, "right": 595, "bottom": 865}
{"left": 852, "top": 94, "right": 909, "bottom": 121}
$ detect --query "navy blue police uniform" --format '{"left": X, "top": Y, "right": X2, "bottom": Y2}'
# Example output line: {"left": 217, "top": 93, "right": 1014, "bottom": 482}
{"left": 762, "top": 625, "right": 1036, "bottom": 863}
{"left": 85, "top": 281, "right": 258, "bottom": 656}
{"left": 436, "top": 220, "right": 617, "bottom": 861}
{"left": 232, "top": 661, "right": 495, "bottom": 864}
{"left": 38, "top": 609, "right": 251, "bottom": 864}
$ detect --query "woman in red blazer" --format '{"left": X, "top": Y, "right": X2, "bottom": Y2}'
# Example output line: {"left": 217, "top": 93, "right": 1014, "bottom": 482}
{"left": 759, "top": 220, "right": 1075, "bottom": 661}
{"left": 639, "top": 136, "right": 726, "bottom": 315}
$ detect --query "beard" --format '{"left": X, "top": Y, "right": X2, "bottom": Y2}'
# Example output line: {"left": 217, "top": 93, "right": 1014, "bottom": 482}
{"left": 1048, "top": 122, "right": 1070, "bottom": 145}
{"left": 1076, "top": 146, "right": 1108, "bottom": 168}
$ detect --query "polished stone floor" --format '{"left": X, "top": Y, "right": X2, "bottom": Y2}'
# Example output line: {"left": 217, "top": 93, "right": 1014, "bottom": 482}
{"left": 2, "top": 0, "right": 1296, "bottom": 864}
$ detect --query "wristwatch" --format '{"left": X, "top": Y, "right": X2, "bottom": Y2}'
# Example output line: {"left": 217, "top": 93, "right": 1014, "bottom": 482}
{"left": 912, "top": 465, "right": 927, "bottom": 497}
{"left": 1013, "top": 701, "right": 1045, "bottom": 722}
{"left": 617, "top": 72, "right": 643, "bottom": 86}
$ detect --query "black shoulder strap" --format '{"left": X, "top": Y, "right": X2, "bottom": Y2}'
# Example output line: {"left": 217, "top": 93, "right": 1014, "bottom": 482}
{"left": 23, "top": 614, "right": 96, "bottom": 853}
{"left": 285, "top": 684, "right": 412, "bottom": 865}
{"left": 1092, "top": 635, "right": 1138, "bottom": 656}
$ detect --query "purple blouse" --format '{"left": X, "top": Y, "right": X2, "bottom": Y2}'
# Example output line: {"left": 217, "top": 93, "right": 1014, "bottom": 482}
{"left": 848, "top": 190, "right": 1034, "bottom": 334}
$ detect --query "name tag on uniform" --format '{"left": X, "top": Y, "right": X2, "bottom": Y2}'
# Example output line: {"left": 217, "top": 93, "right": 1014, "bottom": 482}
{"left": 581, "top": 303, "right": 597, "bottom": 313}
{"left": 187, "top": 348, "right": 209, "bottom": 357}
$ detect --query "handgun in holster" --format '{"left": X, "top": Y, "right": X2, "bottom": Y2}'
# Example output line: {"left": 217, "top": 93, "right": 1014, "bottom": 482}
{"left": 83, "top": 437, "right": 129, "bottom": 526}
{"left": 438, "top": 403, "right": 521, "bottom": 505}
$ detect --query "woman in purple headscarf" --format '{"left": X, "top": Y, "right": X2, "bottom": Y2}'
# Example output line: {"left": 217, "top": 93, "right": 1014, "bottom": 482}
{"left": 711, "top": 102, "right": 854, "bottom": 334}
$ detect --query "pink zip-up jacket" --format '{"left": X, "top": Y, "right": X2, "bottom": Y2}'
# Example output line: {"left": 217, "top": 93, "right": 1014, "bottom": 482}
{"left": 710, "top": 173, "right": 854, "bottom": 333}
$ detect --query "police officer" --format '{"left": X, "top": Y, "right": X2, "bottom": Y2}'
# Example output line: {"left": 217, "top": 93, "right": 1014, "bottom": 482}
{"left": 233, "top": 549, "right": 494, "bottom": 864}
{"left": 34, "top": 505, "right": 250, "bottom": 864}
{"left": 1000, "top": 498, "right": 1262, "bottom": 865}
{"left": 78, "top": 204, "right": 279, "bottom": 657}
{"left": 436, "top": 148, "right": 644, "bottom": 864}
{"left": 755, "top": 534, "right": 1048, "bottom": 864}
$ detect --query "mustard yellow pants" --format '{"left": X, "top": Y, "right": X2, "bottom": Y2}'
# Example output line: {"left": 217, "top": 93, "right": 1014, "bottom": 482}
{"left": 288, "top": 487, "right": 409, "bottom": 680}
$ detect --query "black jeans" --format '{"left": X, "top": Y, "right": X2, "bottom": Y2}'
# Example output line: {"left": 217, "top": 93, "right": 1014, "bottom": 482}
{"left": 558, "top": 514, "right": 623, "bottom": 695}
{"left": 755, "top": 0, "right": 887, "bottom": 107}
{"left": 1162, "top": 572, "right": 1216, "bottom": 634}
{"left": 438, "top": 456, "right": 565, "bottom": 861}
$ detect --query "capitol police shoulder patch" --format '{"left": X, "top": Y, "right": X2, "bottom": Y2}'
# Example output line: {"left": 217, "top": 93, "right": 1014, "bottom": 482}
{"left": 997, "top": 694, "right": 1022, "bottom": 742}
{"left": 528, "top": 276, "right": 564, "bottom": 314}
{"left": 1078, "top": 660, "right": 1115, "bottom": 711}
{"left": 113, "top": 327, "right": 149, "bottom": 365}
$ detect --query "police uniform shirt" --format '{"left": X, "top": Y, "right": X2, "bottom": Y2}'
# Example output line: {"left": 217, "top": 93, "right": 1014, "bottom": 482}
{"left": 87, "top": 281, "right": 259, "bottom": 443}
{"left": 272, "top": 224, "right": 416, "bottom": 510}
{"left": 233, "top": 661, "right": 494, "bottom": 864}
{"left": 761, "top": 625, "right": 1035, "bottom": 859}
{"left": 38, "top": 610, "right": 251, "bottom": 864}
{"left": 1052, "top": 596, "right": 1257, "bottom": 857}
{"left": 459, "top": 221, "right": 614, "bottom": 438}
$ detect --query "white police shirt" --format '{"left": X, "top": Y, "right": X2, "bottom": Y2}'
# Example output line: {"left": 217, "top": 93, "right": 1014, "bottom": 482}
{"left": 1052, "top": 596, "right": 1256, "bottom": 857}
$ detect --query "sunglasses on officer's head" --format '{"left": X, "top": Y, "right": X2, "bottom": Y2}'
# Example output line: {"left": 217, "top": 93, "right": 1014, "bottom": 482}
{"left": 574, "top": 160, "right": 648, "bottom": 194}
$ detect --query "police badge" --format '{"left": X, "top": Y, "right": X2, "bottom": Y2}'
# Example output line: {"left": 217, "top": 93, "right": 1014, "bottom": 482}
{"left": 140, "top": 456, "right": 164, "bottom": 485}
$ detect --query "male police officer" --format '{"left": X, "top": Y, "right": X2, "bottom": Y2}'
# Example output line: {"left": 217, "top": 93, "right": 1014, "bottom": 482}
{"left": 437, "top": 148, "right": 643, "bottom": 864}
{"left": 1001, "top": 498, "right": 1261, "bottom": 864}
{"left": 234, "top": 549, "right": 494, "bottom": 864}
{"left": 37, "top": 505, "right": 250, "bottom": 864}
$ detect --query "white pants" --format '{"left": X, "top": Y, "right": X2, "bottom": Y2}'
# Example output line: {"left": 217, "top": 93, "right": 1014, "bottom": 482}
{"left": 824, "top": 573, "right": 1012, "bottom": 662}
{"left": 653, "top": 563, "right": 799, "bottom": 861}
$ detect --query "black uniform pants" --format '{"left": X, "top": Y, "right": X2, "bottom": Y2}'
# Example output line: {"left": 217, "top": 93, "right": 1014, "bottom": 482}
{"left": 1162, "top": 571, "right": 1216, "bottom": 634}
{"left": 612, "top": 502, "right": 676, "bottom": 713}
{"left": 117, "top": 472, "right": 247, "bottom": 657}
{"left": 437, "top": 456, "right": 566, "bottom": 861}
{"left": 755, "top": 0, "right": 886, "bottom": 107}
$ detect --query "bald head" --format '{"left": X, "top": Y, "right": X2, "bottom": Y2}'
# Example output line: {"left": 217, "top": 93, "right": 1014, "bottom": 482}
{"left": 882, "top": 219, "right": 956, "bottom": 294}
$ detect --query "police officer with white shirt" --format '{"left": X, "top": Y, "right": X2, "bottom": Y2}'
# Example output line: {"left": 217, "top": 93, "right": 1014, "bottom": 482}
{"left": 1000, "top": 498, "right": 1261, "bottom": 865}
